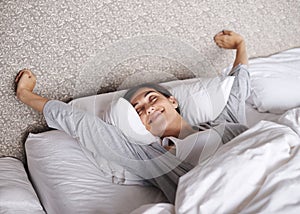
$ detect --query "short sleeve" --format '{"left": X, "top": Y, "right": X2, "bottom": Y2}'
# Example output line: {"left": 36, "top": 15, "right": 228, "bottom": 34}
{"left": 43, "top": 100, "right": 77, "bottom": 138}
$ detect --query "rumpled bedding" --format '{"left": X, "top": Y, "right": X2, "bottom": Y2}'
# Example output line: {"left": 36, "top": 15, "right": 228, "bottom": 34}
{"left": 176, "top": 107, "right": 300, "bottom": 213}
{"left": 132, "top": 108, "right": 300, "bottom": 213}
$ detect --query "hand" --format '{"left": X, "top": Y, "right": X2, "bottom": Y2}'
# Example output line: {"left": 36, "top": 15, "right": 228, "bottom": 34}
{"left": 15, "top": 69, "right": 37, "bottom": 98}
{"left": 214, "top": 30, "right": 245, "bottom": 50}
{"left": 14, "top": 69, "right": 48, "bottom": 113}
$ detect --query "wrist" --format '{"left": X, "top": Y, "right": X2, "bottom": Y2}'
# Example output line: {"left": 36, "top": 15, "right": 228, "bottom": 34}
{"left": 236, "top": 40, "right": 246, "bottom": 50}
{"left": 16, "top": 88, "right": 31, "bottom": 102}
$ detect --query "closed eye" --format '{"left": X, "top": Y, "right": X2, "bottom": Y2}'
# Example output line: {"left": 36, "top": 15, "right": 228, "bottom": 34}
{"left": 149, "top": 95, "right": 157, "bottom": 103}
{"left": 136, "top": 107, "right": 143, "bottom": 116}
{"left": 133, "top": 91, "right": 158, "bottom": 116}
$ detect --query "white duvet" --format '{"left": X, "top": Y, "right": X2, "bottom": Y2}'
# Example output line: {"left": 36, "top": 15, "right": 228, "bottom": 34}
{"left": 132, "top": 108, "right": 300, "bottom": 213}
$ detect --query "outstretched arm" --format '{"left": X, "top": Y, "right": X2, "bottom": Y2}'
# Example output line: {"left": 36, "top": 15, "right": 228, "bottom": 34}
{"left": 214, "top": 30, "right": 248, "bottom": 68}
{"left": 15, "top": 69, "right": 49, "bottom": 113}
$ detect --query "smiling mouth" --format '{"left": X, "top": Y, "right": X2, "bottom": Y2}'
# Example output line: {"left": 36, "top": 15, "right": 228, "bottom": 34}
{"left": 148, "top": 110, "right": 163, "bottom": 124}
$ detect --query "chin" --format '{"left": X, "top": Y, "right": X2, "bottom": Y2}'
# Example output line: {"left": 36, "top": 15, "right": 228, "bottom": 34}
{"left": 150, "top": 123, "right": 167, "bottom": 138}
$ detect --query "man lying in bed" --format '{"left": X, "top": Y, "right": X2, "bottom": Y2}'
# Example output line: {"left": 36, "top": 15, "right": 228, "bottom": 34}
{"left": 15, "top": 30, "right": 249, "bottom": 204}
{"left": 123, "top": 30, "right": 250, "bottom": 165}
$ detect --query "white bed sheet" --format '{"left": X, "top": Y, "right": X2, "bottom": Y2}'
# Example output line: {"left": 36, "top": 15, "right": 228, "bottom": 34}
{"left": 0, "top": 157, "right": 45, "bottom": 214}
{"left": 130, "top": 203, "right": 175, "bottom": 214}
{"left": 175, "top": 108, "right": 300, "bottom": 213}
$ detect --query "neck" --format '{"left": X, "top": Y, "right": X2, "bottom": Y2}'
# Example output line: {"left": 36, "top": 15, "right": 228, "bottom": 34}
{"left": 163, "top": 116, "right": 197, "bottom": 139}
{"left": 177, "top": 120, "right": 197, "bottom": 139}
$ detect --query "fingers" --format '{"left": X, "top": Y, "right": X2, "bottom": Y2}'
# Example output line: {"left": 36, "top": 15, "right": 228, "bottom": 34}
{"left": 14, "top": 69, "right": 37, "bottom": 94}
{"left": 214, "top": 38, "right": 221, "bottom": 48}
{"left": 214, "top": 32, "right": 225, "bottom": 48}
{"left": 214, "top": 30, "right": 231, "bottom": 38}
{"left": 215, "top": 31, "right": 223, "bottom": 37}
{"left": 214, "top": 30, "right": 242, "bottom": 49}
{"left": 222, "top": 30, "right": 232, "bottom": 35}
{"left": 15, "top": 71, "right": 24, "bottom": 83}
{"left": 15, "top": 69, "right": 32, "bottom": 83}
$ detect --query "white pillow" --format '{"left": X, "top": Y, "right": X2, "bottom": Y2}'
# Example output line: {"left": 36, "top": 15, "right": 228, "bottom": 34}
{"left": 247, "top": 48, "right": 300, "bottom": 114}
{"left": 167, "top": 76, "right": 235, "bottom": 125}
{"left": 0, "top": 157, "right": 44, "bottom": 214}
{"left": 25, "top": 130, "right": 167, "bottom": 214}
{"left": 71, "top": 76, "right": 234, "bottom": 144}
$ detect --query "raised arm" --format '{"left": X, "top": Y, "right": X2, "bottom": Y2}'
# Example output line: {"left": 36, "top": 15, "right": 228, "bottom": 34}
{"left": 214, "top": 30, "right": 248, "bottom": 68}
{"left": 15, "top": 69, "right": 49, "bottom": 113}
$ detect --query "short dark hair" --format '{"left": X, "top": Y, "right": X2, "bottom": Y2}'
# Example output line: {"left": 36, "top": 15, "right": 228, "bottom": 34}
{"left": 123, "top": 83, "right": 181, "bottom": 114}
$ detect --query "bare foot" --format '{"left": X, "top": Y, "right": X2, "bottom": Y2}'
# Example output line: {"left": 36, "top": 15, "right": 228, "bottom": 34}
{"left": 214, "top": 30, "right": 245, "bottom": 50}
{"left": 15, "top": 69, "right": 37, "bottom": 98}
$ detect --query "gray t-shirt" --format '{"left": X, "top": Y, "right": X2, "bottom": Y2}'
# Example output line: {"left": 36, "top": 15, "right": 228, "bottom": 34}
{"left": 162, "top": 123, "right": 248, "bottom": 166}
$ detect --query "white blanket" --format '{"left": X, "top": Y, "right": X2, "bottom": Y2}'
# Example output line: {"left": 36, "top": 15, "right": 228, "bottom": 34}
{"left": 175, "top": 108, "right": 300, "bottom": 213}
{"left": 132, "top": 108, "right": 300, "bottom": 213}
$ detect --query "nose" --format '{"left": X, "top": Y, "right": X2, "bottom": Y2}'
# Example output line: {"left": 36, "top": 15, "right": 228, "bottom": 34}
{"left": 146, "top": 105, "right": 155, "bottom": 115}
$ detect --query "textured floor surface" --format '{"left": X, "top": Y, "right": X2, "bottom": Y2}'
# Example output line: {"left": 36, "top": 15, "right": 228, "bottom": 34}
{"left": 1, "top": 0, "right": 300, "bottom": 161}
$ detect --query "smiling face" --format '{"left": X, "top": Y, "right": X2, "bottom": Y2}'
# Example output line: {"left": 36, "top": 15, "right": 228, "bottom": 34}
{"left": 129, "top": 87, "right": 182, "bottom": 138}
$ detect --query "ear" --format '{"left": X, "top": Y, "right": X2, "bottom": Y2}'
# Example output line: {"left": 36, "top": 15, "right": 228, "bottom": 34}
{"left": 168, "top": 96, "right": 179, "bottom": 109}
